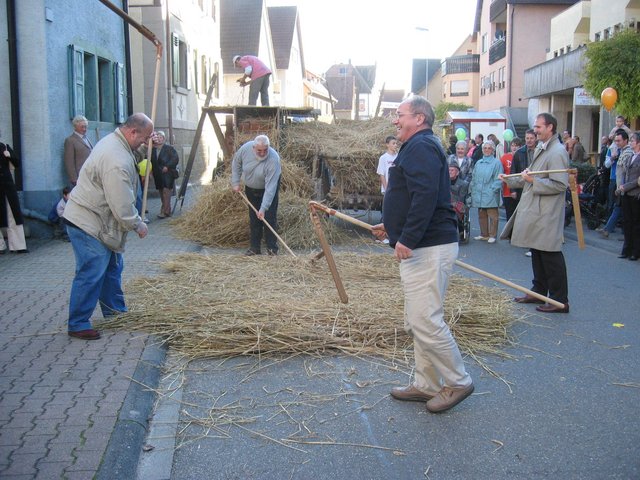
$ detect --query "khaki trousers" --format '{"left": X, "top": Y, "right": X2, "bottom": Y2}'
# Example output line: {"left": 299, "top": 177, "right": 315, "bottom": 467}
{"left": 399, "top": 242, "right": 472, "bottom": 396}
{"left": 478, "top": 207, "right": 499, "bottom": 238}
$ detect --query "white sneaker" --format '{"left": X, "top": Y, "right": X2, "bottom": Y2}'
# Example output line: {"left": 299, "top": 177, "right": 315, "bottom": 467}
{"left": 474, "top": 236, "right": 489, "bottom": 241}
{"left": 525, "top": 250, "right": 532, "bottom": 257}
{"left": 382, "top": 238, "right": 389, "bottom": 244}
{"left": 487, "top": 237, "right": 496, "bottom": 244}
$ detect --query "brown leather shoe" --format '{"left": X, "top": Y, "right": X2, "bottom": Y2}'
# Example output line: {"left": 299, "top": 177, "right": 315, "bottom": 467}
{"left": 535, "top": 303, "right": 569, "bottom": 314}
{"left": 390, "top": 385, "right": 434, "bottom": 402}
{"left": 68, "top": 329, "right": 101, "bottom": 340}
{"left": 426, "top": 383, "right": 474, "bottom": 413}
{"left": 514, "top": 295, "right": 545, "bottom": 304}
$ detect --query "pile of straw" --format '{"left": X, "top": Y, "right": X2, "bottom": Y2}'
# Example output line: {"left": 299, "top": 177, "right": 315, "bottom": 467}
{"left": 280, "top": 118, "right": 397, "bottom": 199}
{"left": 172, "top": 176, "right": 354, "bottom": 249}
{"left": 102, "top": 252, "right": 516, "bottom": 370}
{"left": 280, "top": 118, "right": 396, "bottom": 162}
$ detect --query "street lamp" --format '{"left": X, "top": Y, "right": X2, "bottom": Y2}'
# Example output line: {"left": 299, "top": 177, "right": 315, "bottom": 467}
{"left": 416, "top": 26, "right": 429, "bottom": 100}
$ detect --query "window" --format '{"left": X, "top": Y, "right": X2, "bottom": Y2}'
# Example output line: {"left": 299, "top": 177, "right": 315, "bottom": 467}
{"left": 489, "top": 71, "right": 495, "bottom": 92}
{"left": 171, "top": 33, "right": 190, "bottom": 90}
{"left": 450, "top": 80, "right": 469, "bottom": 97}
{"left": 498, "top": 67, "right": 506, "bottom": 89}
{"left": 68, "top": 45, "right": 126, "bottom": 123}
{"left": 482, "top": 33, "right": 488, "bottom": 53}
{"left": 595, "top": 32, "right": 601, "bottom": 42}
{"left": 193, "top": 49, "right": 199, "bottom": 94}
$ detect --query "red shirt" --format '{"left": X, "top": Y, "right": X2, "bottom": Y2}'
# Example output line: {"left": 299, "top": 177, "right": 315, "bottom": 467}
{"left": 500, "top": 153, "right": 512, "bottom": 197}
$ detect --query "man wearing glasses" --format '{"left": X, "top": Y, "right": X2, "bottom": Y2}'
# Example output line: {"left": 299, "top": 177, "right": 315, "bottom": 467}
{"left": 372, "top": 96, "right": 474, "bottom": 413}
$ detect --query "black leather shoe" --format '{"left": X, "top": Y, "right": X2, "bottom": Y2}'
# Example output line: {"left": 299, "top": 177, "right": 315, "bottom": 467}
{"left": 629, "top": 256, "right": 638, "bottom": 261}
{"left": 618, "top": 254, "right": 629, "bottom": 259}
{"left": 536, "top": 303, "right": 570, "bottom": 314}
{"left": 514, "top": 295, "right": 545, "bottom": 304}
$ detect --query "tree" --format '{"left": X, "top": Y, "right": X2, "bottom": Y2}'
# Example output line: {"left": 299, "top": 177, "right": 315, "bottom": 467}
{"left": 583, "top": 30, "right": 640, "bottom": 119}
{"left": 434, "top": 101, "right": 472, "bottom": 125}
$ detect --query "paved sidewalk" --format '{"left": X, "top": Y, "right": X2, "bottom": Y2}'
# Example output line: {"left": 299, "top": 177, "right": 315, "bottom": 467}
{"left": 0, "top": 195, "right": 199, "bottom": 479}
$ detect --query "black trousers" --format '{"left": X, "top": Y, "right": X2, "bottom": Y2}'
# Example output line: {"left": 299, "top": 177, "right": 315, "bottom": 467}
{"left": 245, "top": 184, "right": 279, "bottom": 253}
{"left": 530, "top": 249, "right": 569, "bottom": 304}
{"left": 621, "top": 195, "right": 640, "bottom": 257}
{"left": 503, "top": 196, "right": 517, "bottom": 223}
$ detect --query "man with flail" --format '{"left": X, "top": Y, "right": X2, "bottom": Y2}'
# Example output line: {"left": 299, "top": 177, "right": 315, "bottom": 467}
{"left": 500, "top": 113, "right": 570, "bottom": 313}
{"left": 231, "top": 135, "right": 281, "bottom": 256}
{"left": 372, "top": 96, "right": 474, "bottom": 413}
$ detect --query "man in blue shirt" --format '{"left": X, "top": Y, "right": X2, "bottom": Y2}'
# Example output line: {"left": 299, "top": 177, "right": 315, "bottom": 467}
{"left": 372, "top": 96, "right": 474, "bottom": 413}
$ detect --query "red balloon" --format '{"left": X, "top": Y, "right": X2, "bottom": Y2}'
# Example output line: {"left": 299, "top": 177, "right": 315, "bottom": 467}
{"left": 601, "top": 87, "right": 618, "bottom": 112}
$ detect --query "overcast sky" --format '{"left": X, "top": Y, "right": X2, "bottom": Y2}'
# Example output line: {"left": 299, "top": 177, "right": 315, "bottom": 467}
{"left": 271, "top": 0, "right": 478, "bottom": 91}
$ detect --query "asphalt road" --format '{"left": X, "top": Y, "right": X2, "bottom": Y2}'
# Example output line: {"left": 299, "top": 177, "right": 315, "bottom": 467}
{"left": 137, "top": 213, "right": 640, "bottom": 480}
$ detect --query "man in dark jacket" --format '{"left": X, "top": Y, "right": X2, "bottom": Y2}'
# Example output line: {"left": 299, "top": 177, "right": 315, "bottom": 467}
{"left": 471, "top": 133, "right": 484, "bottom": 165}
{"left": 511, "top": 129, "right": 537, "bottom": 203}
{"left": 372, "top": 96, "right": 474, "bottom": 414}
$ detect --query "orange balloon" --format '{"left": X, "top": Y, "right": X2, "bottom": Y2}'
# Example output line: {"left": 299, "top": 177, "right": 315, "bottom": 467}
{"left": 601, "top": 87, "right": 618, "bottom": 112}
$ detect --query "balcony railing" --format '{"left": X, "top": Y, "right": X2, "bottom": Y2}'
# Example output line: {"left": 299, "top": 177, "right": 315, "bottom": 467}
{"left": 489, "top": 37, "right": 506, "bottom": 65}
{"left": 524, "top": 47, "right": 586, "bottom": 98}
{"left": 442, "top": 54, "right": 480, "bottom": 76}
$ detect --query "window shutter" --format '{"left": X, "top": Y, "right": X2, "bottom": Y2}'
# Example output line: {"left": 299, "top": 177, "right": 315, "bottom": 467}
{"left": 186, "top": 44, "right": 192, "bottom": 91}
{"left": 68, "top": 45, "right": 85, "bottom": 118}
{"left": 171, "top": 33, "right": 180, "bottom": 87}
{"left": 114, "top": 62, "right": 127, "bottom": 123}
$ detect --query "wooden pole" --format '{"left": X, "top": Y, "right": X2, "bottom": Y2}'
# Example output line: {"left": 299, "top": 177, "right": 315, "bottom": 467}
{"left": 97, "top": 0, "right": 163, "bottom": 222}
{"left": 568, "top": 172, "right": 586, "bottom": 249}
{"left": 308, "top": 207, "right": 348, "bottom": 304}
{"left": 309, "top": 202, "right": 565, "bottom": 308}
{"left": 238, "top": 191, "right": 296, "bottom": 257}
{"left": 501, "top": 168, "right": 574, "bottom": 179}
{"left": 453, "top": 260, "right": 564, "bottom": 308}
{"left": 141, "top": 49, "right": 162, "bottom": 219}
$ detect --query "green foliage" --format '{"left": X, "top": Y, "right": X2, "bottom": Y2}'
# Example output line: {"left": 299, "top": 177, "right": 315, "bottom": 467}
{"left": 584, "top": 30, "right": 640, "bottom": 119}
{"left": 569, "top": 162, "right": 596, "bottom": 184}
{"left": 434, "top": 102, "right": 472, "bottom": 124}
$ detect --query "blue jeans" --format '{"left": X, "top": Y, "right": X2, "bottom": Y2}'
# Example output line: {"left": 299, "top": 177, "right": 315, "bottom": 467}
{"left": 604, "top": 205, "right": 622, "bottom": 233}
{"left": 66, "top": 225, "right": 127, "bottom": 332}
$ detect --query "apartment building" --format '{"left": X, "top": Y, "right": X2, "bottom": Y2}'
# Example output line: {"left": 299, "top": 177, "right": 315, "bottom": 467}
{"left": 476, "top": 0, "right": 579, "bottom": 135}
{"left": 524, "top": 0, "right": 640, "bottom": 153}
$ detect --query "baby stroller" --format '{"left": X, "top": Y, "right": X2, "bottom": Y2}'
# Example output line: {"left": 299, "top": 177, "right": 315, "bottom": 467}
{"left": 565, "top": 169, "right": 608, "bottom": 230}
{"left": 451, "top": 179, "right": 471, "bottom": 244}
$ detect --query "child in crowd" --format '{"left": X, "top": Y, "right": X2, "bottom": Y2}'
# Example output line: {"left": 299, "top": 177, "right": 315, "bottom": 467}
{"left": 49, "top": 186, "right": 70, "bottom": 240}
{"left": 376, "top": 135, "right": 398, "bottom": 244}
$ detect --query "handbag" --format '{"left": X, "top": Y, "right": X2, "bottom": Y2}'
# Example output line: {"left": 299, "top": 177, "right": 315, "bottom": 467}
{"left": 170, "top": 166, "right": 180, "bottom": 179}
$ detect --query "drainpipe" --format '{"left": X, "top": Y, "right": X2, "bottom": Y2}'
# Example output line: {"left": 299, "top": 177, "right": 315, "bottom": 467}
{"left": 508, "top": 4, "right": 514, "bottom": 110}
{"left": 123, "top": 0, "right": 134, "bottom": 116}
{"left": 165, "top": 0, "right": 174, "bottom": 143}
{"left": 6, "top": 0, "right": 22, "bottom": 189}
